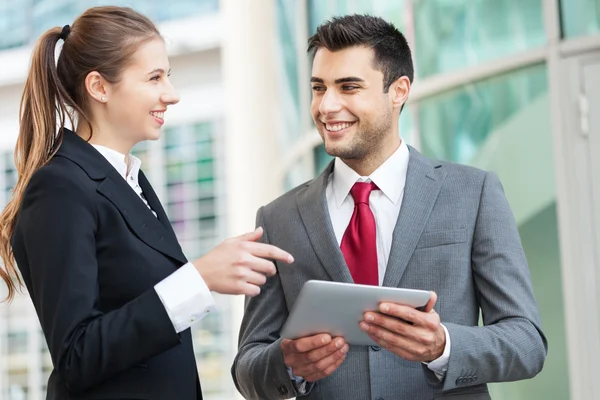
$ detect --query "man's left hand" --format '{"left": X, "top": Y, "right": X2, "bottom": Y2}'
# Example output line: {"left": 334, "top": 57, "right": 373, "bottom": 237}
{"left": 359, "top": 291, "right": 446, "bottom": 362}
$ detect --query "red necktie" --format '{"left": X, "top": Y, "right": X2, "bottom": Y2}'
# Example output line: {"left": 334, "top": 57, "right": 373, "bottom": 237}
{"left": 340, "top": 182, "right": 379, "bottom": 286}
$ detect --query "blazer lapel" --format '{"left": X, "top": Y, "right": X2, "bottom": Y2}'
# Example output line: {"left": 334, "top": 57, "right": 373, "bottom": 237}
{"left": 138, "top": 171, "right": 177, "bottom": 236}
{"left": 383, "top": 147, "right": 445, "bottom": 288}
{"left": 97, "top": 173, "right": 188, "bottom": 265}
{"left": 55, "top": 129, "right": 187, "bottom": 265}
{"left": 137, "top": 171, "right": 187, "bottom": 263}
{"left": 297, "top": 161, "right": 354, "bottom": 283}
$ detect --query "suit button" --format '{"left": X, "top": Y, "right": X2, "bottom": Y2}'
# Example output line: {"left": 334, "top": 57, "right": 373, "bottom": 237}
{"left": 370, "top": 346, "right": 381, "bottom": 351}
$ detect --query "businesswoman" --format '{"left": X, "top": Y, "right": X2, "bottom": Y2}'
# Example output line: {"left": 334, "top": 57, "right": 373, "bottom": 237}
{"left": 0, "top": 6, "right": 292, "bottom": 400}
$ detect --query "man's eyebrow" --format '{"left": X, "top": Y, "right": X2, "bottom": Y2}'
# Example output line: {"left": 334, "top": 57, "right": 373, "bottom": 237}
{"left": 309, "top": 77, "right": 365, "bottom": 84}
{"left": 334, "top": 77, "right": 364, "bottom": 84}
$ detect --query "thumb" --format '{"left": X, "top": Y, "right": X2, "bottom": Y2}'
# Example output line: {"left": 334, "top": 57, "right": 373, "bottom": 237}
{"left": 424, "top": 291, "right": 438, "bottom": 313}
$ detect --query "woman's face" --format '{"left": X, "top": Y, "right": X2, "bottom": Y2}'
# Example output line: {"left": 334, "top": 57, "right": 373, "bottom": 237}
{"left": 103, "top": 38, "right": 180, "bottom": 148}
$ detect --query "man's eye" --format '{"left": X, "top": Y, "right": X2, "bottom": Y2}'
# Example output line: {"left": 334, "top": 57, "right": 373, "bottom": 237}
{"left": 342, "top": 85, "right": 359, "bottom": 90}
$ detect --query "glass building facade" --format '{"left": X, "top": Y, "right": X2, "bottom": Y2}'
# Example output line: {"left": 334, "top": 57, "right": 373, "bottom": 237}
{"left": 0, "top": 0, "right": 219, "bottom": 50}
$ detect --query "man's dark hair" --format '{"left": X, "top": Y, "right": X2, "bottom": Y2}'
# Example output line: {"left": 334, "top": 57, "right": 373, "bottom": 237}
{"left": 307, "top": 14, "right": 414, "bottom": 93}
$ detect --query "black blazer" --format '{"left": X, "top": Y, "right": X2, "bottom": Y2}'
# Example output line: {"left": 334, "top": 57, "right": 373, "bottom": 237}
{"left": 11, "top": 129, "right": 203, "bottom": 400}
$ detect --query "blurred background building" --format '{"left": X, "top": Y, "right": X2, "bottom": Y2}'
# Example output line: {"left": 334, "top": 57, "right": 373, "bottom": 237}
{"left": 0, "top": 0, "right": 599, "bottom": 399}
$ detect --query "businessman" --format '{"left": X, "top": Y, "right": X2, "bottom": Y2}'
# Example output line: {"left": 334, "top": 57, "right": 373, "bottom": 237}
{"left": 232, "top": 14, "right": 547, "bottom": 400}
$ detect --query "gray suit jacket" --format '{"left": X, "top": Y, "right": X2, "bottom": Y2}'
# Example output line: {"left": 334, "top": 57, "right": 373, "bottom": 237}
{"left": 232, "top": 147, "right": 547, "bottom": 400}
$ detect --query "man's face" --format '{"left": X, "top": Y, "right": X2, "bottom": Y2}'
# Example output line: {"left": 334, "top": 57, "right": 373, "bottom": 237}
{"left": 310, "top": 46, "right": 398, "bottom": 162}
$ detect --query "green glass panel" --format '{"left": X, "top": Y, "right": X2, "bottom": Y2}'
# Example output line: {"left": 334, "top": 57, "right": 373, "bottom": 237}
{"left": 418, "top": 64, "right": 569, "bottom": 399}
{"left": 308, "top": 0, "right": 405, "bottom": 34}
{"left": 313, "top": 143, "right": 332, "bottom": 175}
{"left": 0, "top": 0, "right": 30, "bottom": 49}
{"left": 561, "top": 0, "right": 600, "bottom": 38}
{"left": 419, "top": 64, "right": 547, "bottom": 166}
{"left": 0, "top": 0, "right": 218, "bottom": 51}
{"left": 414, "top": 0, "right": 545, "bottom": 78}
{"left": 160, "top": 122, "right": 231, "bottom": 397}
{"left": 194, "top": 122, "right": 213, "bottom": 142}
{"left": 275, "top": 0, "right": 305, "bottom": 150}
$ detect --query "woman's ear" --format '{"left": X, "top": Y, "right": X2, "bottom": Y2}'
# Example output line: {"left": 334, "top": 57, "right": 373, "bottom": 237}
{"left": 85, "top": 71, "right": 109, "bottom": 103}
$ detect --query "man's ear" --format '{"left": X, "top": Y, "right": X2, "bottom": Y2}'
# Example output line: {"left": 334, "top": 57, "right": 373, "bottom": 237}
{"left": 389, "top": 76, "right": 411, "bottom": 111}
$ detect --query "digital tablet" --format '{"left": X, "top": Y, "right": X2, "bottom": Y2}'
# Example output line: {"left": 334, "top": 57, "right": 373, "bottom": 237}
{"left": 281, "top": 280, "right": 431, "bottom": 346}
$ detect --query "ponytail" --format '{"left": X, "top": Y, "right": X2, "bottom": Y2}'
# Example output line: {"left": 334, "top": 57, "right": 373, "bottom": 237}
{"left": 0, "top": 27, "right": 73, "bottom": 302}
{"left": 0, "top": 6, "right": 161, "bottom": 302}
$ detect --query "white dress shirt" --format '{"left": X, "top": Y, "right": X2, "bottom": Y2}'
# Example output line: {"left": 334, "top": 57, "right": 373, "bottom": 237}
{"left": 325, "top": 140, "right": 450, "bottom": 379}
{"left": 91, "top": 144, "right": 215, "bottom": 333}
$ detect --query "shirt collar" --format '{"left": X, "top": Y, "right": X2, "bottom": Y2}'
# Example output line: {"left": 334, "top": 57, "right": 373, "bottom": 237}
{"left": 331, "top": 140, "right": 409, "bottom": 207}
{"left": 90, "top": 144, "right": 142, "bottom": 183}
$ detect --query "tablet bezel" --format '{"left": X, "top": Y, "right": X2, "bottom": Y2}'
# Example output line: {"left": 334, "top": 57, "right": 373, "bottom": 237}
{"left": 280, "top": 280, "right": 431, "bottom": 346}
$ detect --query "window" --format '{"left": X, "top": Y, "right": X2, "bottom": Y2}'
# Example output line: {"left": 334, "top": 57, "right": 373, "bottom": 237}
{"left": 561, "top": 0, "right": 600, "bottom": 38}
{"left": 417, "top": 64, "right": 569, "bottom": 399}
{"left": 413, "top": 0, "right": 545, "bottom": 77}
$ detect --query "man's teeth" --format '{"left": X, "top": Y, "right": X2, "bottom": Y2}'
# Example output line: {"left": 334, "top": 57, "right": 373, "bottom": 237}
{"left": 150, "top": 111, "right": 164, "bottom": 119}
{"left": 326, "top": 122, "right": 353, "bottom": 131}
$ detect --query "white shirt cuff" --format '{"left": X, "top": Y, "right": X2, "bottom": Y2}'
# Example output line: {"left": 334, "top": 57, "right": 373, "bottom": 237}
{"left": 423, "top": 323, "right": 451, "bottom": 381}
{"left": 286, "top": 365, "right": 307, "bottom": 394}
{"left": 154, "top": 262, "right": 216, "bottom": 333}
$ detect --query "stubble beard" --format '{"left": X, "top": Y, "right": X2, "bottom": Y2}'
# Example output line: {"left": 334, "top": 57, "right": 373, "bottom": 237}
{"left": 323, "top": 110, "right": 393, "bottom": 164}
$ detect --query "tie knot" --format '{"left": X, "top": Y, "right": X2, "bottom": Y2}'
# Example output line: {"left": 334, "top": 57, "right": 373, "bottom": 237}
{"left": 350, "top": 181, "right": 378, "bottom": 205}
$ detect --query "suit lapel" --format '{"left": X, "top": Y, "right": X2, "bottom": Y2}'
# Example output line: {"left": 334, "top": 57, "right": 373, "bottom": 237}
{"left": 55, "top": 129, "right": 187, "bottom": 265}
{"left": 297, "top": 162, "right": 354, "bottom": 283}
{"left": 138, "top": 171, "right": 176, "bottom": 235}
{"left": 137, "top": 171, "right": 187, "bottom": 263}
{"left": 382, "top": 147, "right": 445, "bottom": 288}
{"left": 97, "top": 172, "right": 188, "bottom": 265}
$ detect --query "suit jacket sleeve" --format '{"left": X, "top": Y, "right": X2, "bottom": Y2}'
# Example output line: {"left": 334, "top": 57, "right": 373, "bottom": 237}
{"left": 232, "top": 206, "right": 314, "bottom": 399}
{"left": 430, "top": 171, "right": 548, "bottom": 391}
{"left": 13, "top": 168, "right": 182, "bottom": 393}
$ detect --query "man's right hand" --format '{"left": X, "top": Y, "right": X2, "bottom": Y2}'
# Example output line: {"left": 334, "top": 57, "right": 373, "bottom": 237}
{"left": 192, "top": 227, "right": 293, "bottom": 296}
{"left": 281, "top": 334, "right": 349, "bottom": 382}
